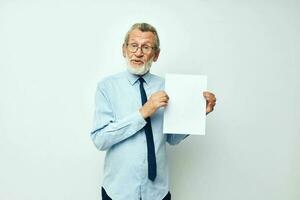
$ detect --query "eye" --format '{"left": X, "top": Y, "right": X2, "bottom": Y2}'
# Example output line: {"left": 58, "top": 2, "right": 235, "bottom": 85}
{"left": 130, "top": 43, "right": 138, "bottom": 47}
{"left": 142, "top": 45, "right": 150, "bottom": 50}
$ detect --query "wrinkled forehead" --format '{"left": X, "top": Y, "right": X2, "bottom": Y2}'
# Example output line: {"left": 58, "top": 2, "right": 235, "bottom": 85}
{"left": 128, "top": 29, "right": 156, "bottom": 44}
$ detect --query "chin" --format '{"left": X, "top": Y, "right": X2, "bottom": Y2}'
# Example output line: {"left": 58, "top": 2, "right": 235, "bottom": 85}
{"left": 125, "top": 57, "right": 153, "bottom": 76}
{"left": 131, "top": 63, "right": 144, "bottom": 68}
{"left": 126, "top": 63, "right": 151, "bottom": 75}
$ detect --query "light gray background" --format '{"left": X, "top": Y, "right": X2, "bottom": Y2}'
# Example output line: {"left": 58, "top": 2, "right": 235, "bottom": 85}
{"left": 0, "top": 0, "right": 299, "bottom": 200}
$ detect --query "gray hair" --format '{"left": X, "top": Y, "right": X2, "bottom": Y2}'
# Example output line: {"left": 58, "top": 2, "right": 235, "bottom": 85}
{"left": 124, "top": 23, "right": 160, "bottom": 52}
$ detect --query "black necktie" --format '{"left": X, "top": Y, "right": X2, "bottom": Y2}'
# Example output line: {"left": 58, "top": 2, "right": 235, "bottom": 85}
{"left": 138, "top": 77, "right": 157, "bottom": 181}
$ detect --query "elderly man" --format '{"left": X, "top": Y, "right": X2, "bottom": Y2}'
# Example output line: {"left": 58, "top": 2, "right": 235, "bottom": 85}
{"left": 91, "top": 23, "right": 216, "bottom": 200}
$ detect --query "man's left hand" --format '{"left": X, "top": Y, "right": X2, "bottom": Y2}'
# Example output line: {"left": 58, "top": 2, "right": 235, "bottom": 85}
{"left": 203, "top": 91, "right": 217, "bottom": 114}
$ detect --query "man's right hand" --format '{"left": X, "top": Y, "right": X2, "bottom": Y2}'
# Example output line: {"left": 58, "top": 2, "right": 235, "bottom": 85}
{"left": 139, "top": 91, "right": 169, "bottom": 119}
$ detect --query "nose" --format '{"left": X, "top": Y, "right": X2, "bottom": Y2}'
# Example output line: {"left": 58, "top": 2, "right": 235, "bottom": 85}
{"left": 134, "top": 47, "right": 144, "bottom": 57}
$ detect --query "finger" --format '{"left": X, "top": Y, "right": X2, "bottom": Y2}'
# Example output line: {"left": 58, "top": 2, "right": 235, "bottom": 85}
{"left": 154, "top": 91, "right": 167, "bottom": 98}
{"left": 209, "top": 102, "right": 216, "bottom": 107}
{"left": 160, "top": 96, "right": 169, "bottom": 102}
{"left": 158, "top": 90, "right": 168, "bottom": 96}
{"left": 159, "top": 93, "right": 169, "bottom": 99}
{"left": 203, "top": 91, "right": 212, "bottom": 96}
{"left": 161, "top": 92, "right": 169, "bottom": 99}
{"left": 207, "top": 107, "right": 214, "bottom": 113}
{"left": 203, "top": 92, "right": 215, "bottom": 98}
{"left": 158, "top": 102, "right": 168, "bottom": 107}
{"left": 205, "top": 96, "right": 212, "bottom": 102}
{"left": 206, "top": 105, "right": 214, "bottom": 109}
{"left": 164, "top": 91, "right": 170, "bottom": 99}
{"left": 205, "top": 95, "right": 216, "bottom": 102}
{"left": 207, "top": 99, "right": 216, "bottom": 104}
{"left": 206, "top": 101, "right": 216, "bottom": 109}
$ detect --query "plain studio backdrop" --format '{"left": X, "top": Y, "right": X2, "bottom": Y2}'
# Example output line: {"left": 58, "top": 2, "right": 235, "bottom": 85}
{"left": 0, "top": 0, "right": 299, "bottom": 200}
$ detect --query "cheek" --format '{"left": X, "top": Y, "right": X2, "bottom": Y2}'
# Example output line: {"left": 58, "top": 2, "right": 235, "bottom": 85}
{"left": 145, "top": 54, "right": 155, "bottom": 62}
{"left": 126, "top": 52, "right": 135, "bottom": 59}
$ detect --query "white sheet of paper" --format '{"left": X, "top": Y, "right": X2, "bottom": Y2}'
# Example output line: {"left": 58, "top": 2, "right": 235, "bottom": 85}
{"left": 163, "top": 74, "right": 207, "bottom": 135}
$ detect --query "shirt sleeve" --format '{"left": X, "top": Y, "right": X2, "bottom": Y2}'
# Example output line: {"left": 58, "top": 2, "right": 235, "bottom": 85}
{"left": 90, "top": 83, "right": 147, "bottom": 151}
{"left": 166, "top": 134, "right": 190, "bottom": 145}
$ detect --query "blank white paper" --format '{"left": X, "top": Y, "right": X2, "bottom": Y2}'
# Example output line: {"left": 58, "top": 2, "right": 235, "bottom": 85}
{"left": 163, "top": 74, "right": 207, "bottom": 135}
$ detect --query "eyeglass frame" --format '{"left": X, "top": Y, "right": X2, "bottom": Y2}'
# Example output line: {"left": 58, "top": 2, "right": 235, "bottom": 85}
{"left": 126, "top": 43, "right": 157, "bottom": 54}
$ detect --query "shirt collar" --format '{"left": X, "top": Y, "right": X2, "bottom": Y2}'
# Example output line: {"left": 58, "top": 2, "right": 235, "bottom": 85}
{"left": 126, "top": 70, "right": 152, "bottom": 86}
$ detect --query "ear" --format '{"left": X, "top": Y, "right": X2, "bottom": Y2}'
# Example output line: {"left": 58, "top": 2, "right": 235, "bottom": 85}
{"left": 122, "top": 43, "right": 126, "bottom": 58}
{"left": 153, "top": 48, "right": 160, "bottom": 62}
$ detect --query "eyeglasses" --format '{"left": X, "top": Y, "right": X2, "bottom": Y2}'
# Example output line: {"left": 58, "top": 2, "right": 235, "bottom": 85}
{"left": 127, "top": 43, "right": 156, "bottom": 54}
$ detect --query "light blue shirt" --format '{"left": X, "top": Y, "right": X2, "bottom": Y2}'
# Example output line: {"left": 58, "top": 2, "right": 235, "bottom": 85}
{"left": 91, "top": 71, "right": 188, "bottom": 200}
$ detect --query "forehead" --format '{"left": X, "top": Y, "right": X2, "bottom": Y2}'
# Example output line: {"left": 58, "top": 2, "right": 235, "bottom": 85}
{"left": 128, "top": 28, "right": 155, "bottom": 44}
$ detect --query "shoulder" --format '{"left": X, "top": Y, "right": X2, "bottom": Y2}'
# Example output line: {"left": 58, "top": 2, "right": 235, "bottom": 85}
{"left": 149, "top": 73, "right": 165, "bottom": 83}
{"left": 148, "top": 73, "right": 165, "bottom": 90}
{"left": 97, "top": 72, "right": 127, "bottom": 90}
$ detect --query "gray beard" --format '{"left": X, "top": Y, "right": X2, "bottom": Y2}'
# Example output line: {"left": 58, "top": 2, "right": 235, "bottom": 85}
{"left": 125, "top": 57, "right": 153, "bottom": 75}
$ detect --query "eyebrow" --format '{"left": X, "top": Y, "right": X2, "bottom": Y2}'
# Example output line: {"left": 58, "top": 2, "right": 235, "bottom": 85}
{"left": 129, "top": 38, "right": 153, "bottom": 44}
{"left": 128, "top": 41, "right": 153, "bottom": 46}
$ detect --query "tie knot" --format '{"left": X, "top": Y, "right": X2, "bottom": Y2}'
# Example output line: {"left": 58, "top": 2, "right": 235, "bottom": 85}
{"left": 138, "top": 77, "right": 145, "bottom": 83}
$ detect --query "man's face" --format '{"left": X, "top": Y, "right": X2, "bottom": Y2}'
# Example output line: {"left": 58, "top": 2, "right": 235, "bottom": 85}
{"left": 123, "top": 29, "right": 160, "bottom": 72}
